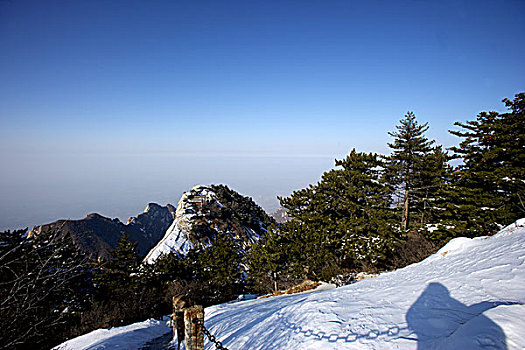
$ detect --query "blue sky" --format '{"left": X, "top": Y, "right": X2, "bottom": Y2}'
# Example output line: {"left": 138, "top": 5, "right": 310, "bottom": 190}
{"left": 0, "top": 0, "right": 524, "bottom": 230}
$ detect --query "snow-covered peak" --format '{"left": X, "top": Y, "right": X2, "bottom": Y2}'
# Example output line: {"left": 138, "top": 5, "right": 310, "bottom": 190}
{"left": 143, "top": 185, "right": 266, "bottom": 264}
{"left": 143, "top": 188, "right": 206, "bottom": 263}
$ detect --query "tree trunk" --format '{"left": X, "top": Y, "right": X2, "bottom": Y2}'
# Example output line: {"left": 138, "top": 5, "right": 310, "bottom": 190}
{"left": 402, "top": 187, "right": 409, "bottom": 233}
{"left": 420, "top": 189, "right": 428, "bottom": 230}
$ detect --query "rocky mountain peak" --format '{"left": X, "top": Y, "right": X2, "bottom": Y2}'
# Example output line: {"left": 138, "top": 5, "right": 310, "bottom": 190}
{"left": 127, "top": 203, "right": 175, "bottom": 227}
{"left": 144, "top": 202, "right": 162, "bottom": 212}
{"left": 144, "top": 184, "right": 275, "bottom": 264}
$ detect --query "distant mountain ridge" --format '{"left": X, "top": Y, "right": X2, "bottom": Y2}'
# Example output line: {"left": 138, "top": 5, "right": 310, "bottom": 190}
{"left": 29, "top": 203, "right": 175, "bottom": 259}
{"left": 144, "top": 184, "right": 275, "bottom": 263}
{"left": 29, "top": 185, "right": 274, "bottom": 261}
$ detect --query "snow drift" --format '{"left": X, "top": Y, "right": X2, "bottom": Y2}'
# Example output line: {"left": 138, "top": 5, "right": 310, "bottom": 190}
{"left": 56, "top": 219, "right": 525, "bottom": 349}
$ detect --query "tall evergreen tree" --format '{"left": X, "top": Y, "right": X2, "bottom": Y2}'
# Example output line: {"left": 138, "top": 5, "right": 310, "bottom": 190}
{"left": 385, "top": 112, "right": 436, "bottom": 233}
{"left": 89, "top": 233, "right": 170, "bottom": 328}
{"left": 196, "top": 234, "right": 242, "bottom": 288}
{"left": 258, "top": 150, "right": 397, "bottom": 282}
{"left": 330, "top": 151, "right": 397, "bottom": 266}
{"left": 179, "top": 233, "right": 243, "bottom": 303}
{"left": 152, "top": 252, "right": 190, "bottom": 282}
{"left": 412, "top": 145, "right": 452, "bottom": 231}
{"left": 246, "top": 225, "right": 288, "bottom": 292}
{"left": 95, "top": 233, "right": 140, "bottom": 297}
{"left": 439, "top": 92, "right": 525, "bottom": 237}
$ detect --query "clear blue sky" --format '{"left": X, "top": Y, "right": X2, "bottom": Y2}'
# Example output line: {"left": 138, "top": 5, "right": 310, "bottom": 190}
{"left": 1, "top": 0, "right": 524, "bottom": 230}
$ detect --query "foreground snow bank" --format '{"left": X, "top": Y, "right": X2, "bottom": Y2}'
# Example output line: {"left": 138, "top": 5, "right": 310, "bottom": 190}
{"left": 203, "top": 220, "right": 525, "bottom": 349}
{"left": 57, "top": 220, "right": 525, "bottom": 349}
{"left": 54, "top": 317, "right": 171, "bottom": 350}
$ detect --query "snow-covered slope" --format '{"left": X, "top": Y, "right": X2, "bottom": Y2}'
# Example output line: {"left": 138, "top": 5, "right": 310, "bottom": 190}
{"left": 57, "top": 219, "right": 525, "bottom": 350}
{"left": 54, "top": 318, "right": 172, "bottom": 350}
{"left": 144, "top": 185, "right": 213, "bottom": 262}
{"left": 144, "top": 185, "right": 266, "bottom": 264}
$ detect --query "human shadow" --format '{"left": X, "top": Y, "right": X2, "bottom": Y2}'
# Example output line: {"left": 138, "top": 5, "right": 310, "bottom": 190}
{"left": 406, "top": 282, "right": 512, "bottom": 349}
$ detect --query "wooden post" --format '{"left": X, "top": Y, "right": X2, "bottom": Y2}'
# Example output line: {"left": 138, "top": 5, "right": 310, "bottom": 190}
{"left": 172, "top": 295, "right": 188, "bottom": 350}
{"left": 184, "top": 305, "right": 204, "bottom": 350}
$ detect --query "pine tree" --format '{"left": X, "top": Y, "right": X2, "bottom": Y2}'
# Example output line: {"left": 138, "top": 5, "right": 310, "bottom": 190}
{"left": 90, "top": 233, "right": 172, "bottom": 327}
{"left": 271, "top": 150, "right": 396, "bottom": 281}
{"left": 331, "top": 151, "right": 397, "bottom": 266}
{"left": 152, "top": 252, "right": 190, "bottom": 282}
{"left": 439, "top": 92, "right": 525, "bottom": 237}
{"left": 412, "top": 146, "right": 452, "bottom": 231}
{"left": 95, "top": 233, "right": 140, "bottom": 296}
{"left": 385, "top": 112, "right": 435, "bottom": 233}
{"left": 196, "top": 234, "right": 241, "bottom": 287}
{"left": 181, "top": 234, "right": 243, "bottom": 303}
{"left": 246, "top": 225, "right": 288, "bottom": 292}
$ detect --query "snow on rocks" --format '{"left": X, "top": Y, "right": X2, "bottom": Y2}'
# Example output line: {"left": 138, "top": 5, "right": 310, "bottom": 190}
{"left": 143, "top": 185, "right": 214, "bottom": 263}
{"left": 143, "top": 184, "right": 264, "bottom": 264}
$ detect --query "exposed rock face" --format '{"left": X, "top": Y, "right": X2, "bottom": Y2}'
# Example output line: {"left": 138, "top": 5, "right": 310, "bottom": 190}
{"left": 270, "top": 207, "right": 290, "bottom": 223}
{"left": 144, "top": 184, "right": 275, "bottom": 264}
{"left": 127, "top": 203, "right": 176, "bottom": 238}
{"left": 29, "top": 203, "right": 175, "bottom": 259}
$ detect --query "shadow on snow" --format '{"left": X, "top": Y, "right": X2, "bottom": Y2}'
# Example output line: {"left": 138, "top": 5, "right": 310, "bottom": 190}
{"left": 407, "top": 282, "right": 514, "bottom": 349}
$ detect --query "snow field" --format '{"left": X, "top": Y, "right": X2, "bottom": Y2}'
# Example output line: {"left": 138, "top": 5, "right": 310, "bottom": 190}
{"left": 56, "top": 219, "right": 525, "bottom": 349}
{"left": 202, "top": 220, "right": 525, "bottom": 349}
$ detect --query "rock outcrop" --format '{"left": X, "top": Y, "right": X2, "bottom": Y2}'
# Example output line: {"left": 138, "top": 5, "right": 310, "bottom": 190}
{"left": 270, "top": 207, "right": 290, "bottom": 223}
{"left": 127, "top": 203, "right": 176, "bottom": 238}
{"left": 144, "top": 184, "right": 274, "bottom": 264}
